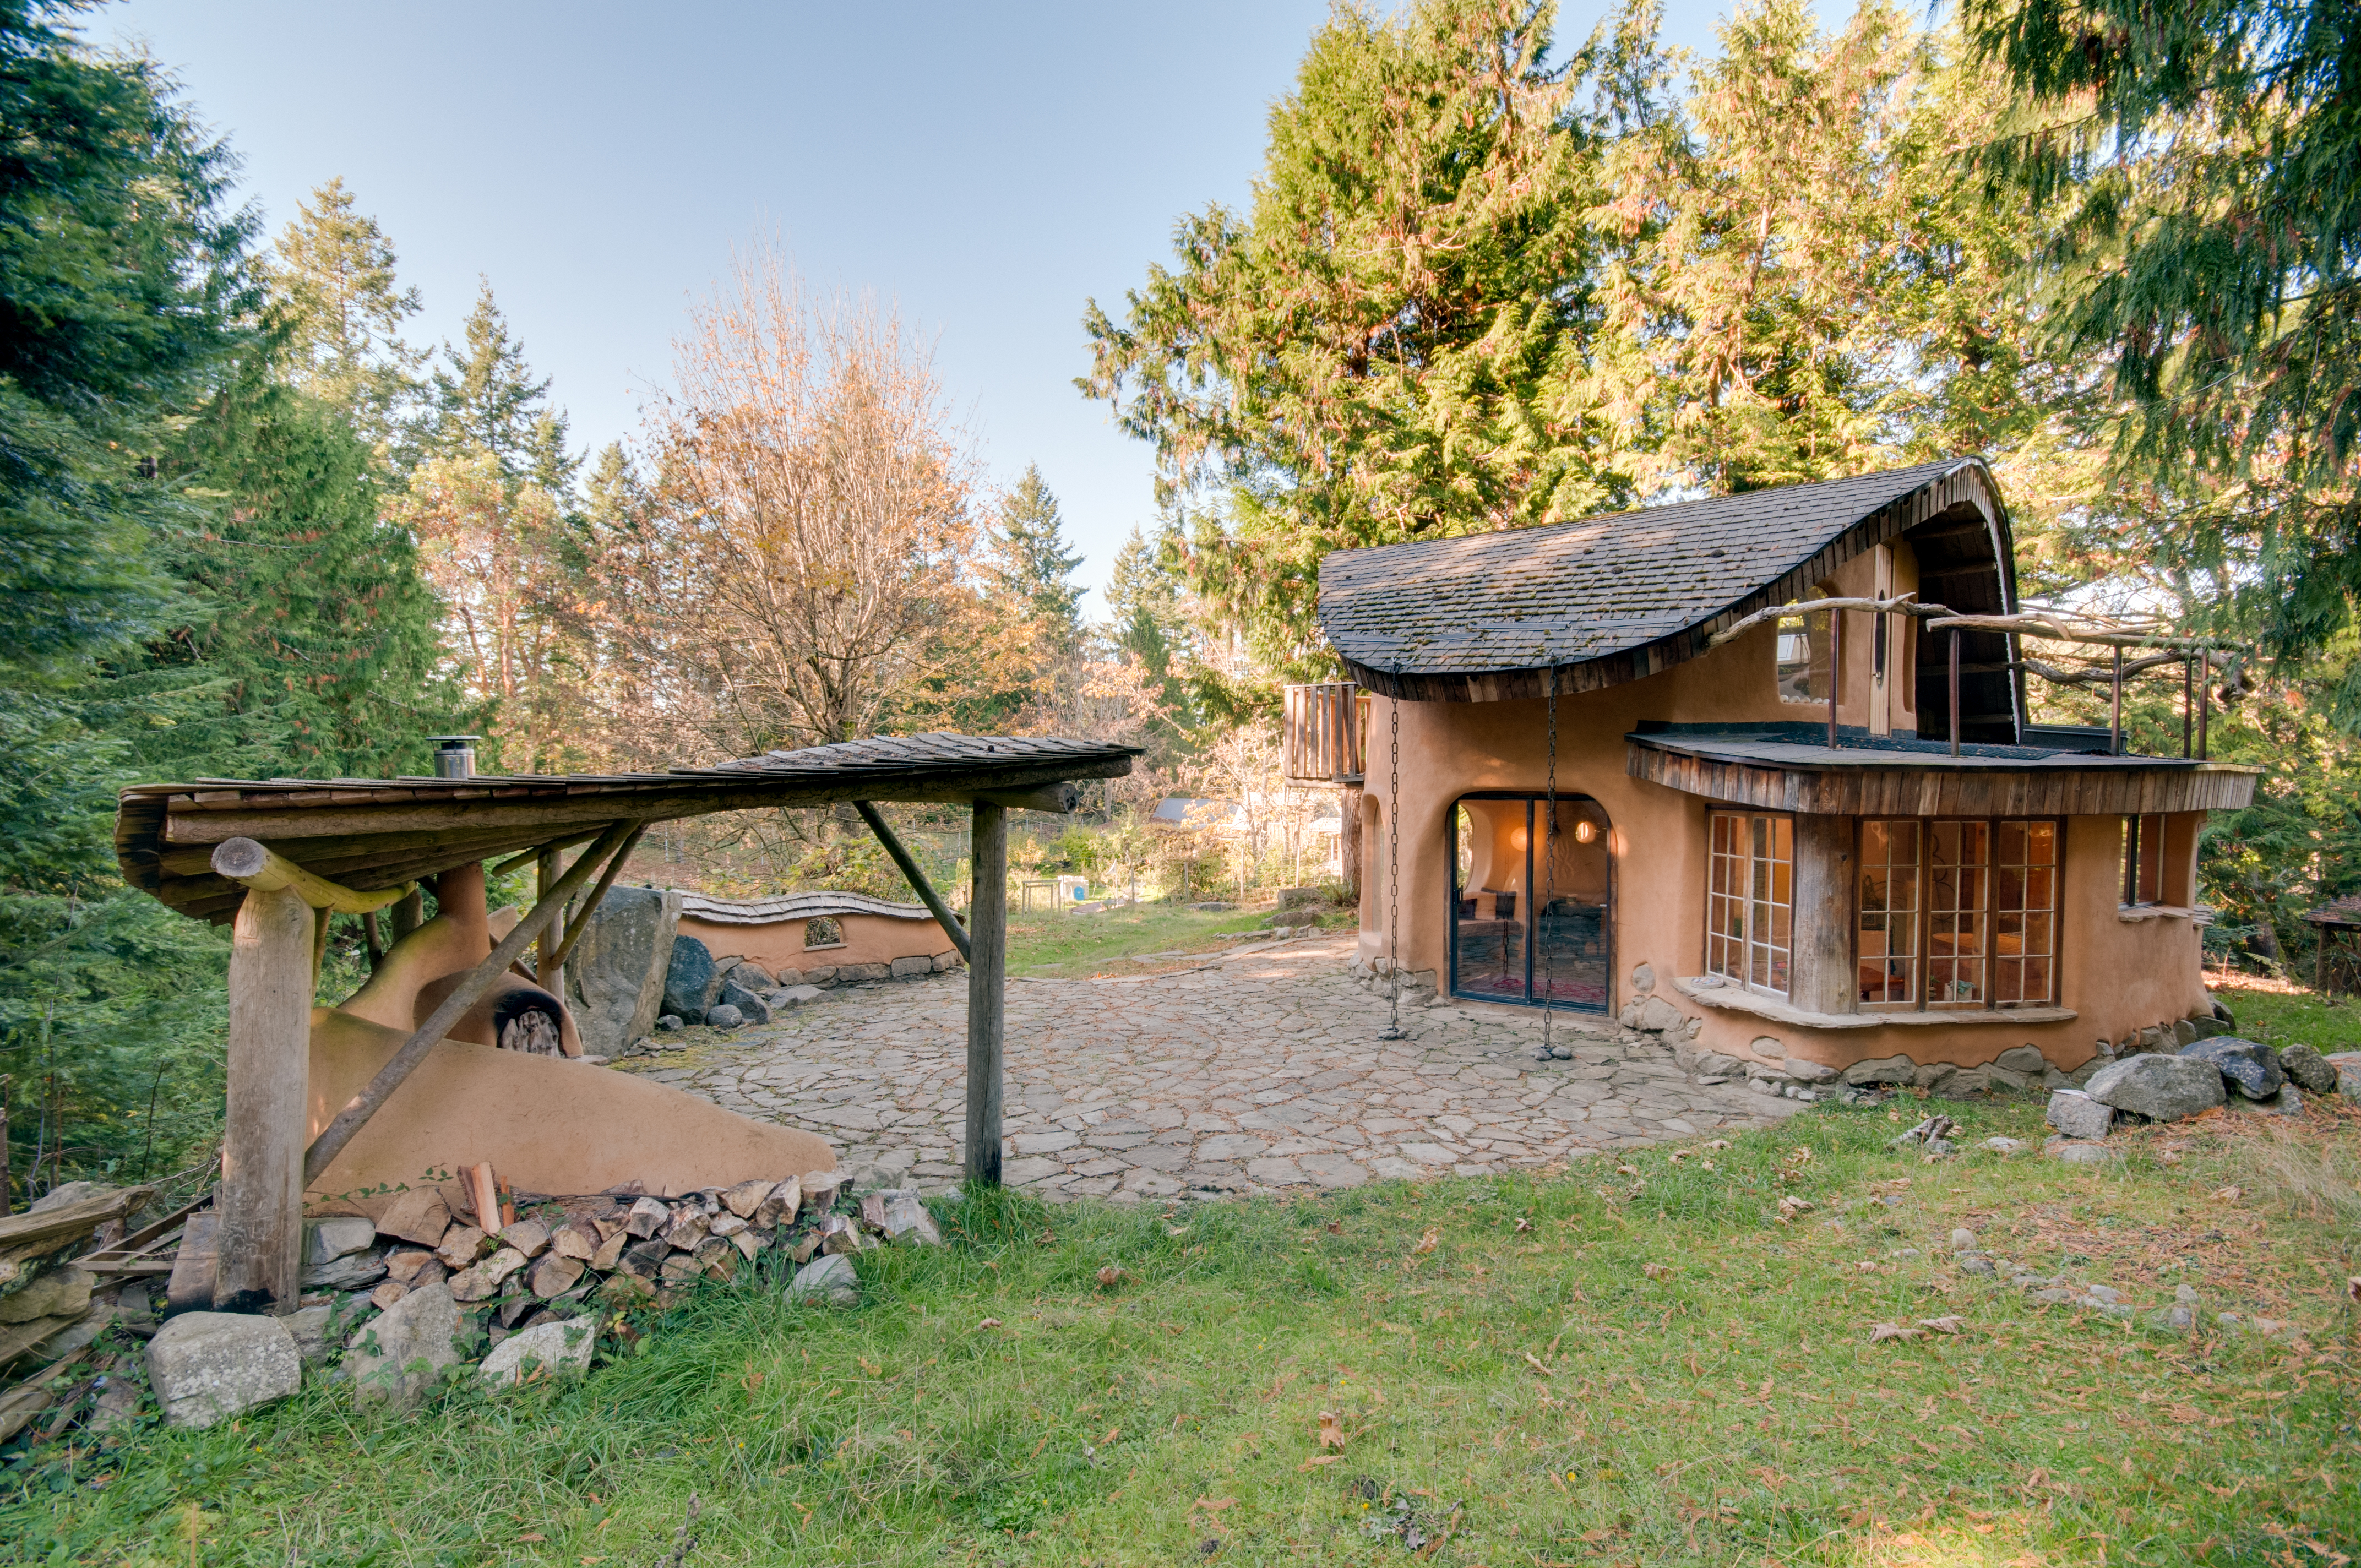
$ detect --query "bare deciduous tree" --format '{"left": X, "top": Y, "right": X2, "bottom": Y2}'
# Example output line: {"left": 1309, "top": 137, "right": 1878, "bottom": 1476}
{"left": 625, "top": 247, "right": 992, "bottom": 754}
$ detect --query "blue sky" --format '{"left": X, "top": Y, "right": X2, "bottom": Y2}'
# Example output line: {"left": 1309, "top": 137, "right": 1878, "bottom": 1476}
{"left": 103, "top": 0, "right": 1815, "bottom": 617}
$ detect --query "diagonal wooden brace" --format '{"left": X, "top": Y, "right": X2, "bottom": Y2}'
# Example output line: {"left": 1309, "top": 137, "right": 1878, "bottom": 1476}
{"left": 852, "top": 801, "right": 970, "bottom": 961}
{"left": 302, "top": 819, "right": 639, "bottom": 1185}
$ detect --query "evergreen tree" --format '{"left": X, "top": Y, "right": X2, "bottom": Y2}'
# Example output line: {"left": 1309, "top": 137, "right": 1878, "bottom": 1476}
{"left": 1964, "top": 0, "right": 2361, "bottom": 676}
{"left": 115, "top": 358, "right": 464, "bottom": 780}
{"left": 1081, "top": 0, "right": 1627, "bottom": 673}
{"left": 429, "top": 279, "right": 578, "bottom": 494}
{"left": 989, "top": 465, "right": 1085, "bottom": 654}
{"left": 262, "top": 177, "right": 423, "bottom": 460}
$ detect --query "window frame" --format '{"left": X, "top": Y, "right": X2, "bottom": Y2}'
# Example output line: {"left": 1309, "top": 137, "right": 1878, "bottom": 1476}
{"left": 1855, "top": 815, "right": 2064, "bottom": 1012}
{"left": 1706, "top": 809, "right": 1794, "bottom": 999}
{"left": 2120, "top": 813, "right": 2166, "bottom": 907}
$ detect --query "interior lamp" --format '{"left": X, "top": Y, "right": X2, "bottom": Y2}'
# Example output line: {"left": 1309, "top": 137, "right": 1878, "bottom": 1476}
{"left": 1574, "top": 820, "right": 1598, "bottom": 844}
{"left": 1511, "top": 825, "right": 1529, "bottom": 850}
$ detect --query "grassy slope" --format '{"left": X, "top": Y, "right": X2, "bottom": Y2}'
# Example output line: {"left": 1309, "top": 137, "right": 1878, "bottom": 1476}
{"left": 8, "top": 1100, "right": 2357, "bottom": 1566}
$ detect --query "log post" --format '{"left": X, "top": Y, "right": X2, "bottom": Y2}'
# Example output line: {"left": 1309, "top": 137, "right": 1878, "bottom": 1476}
{"left": 536, "top": 848, "right": 567, "bottom": 1001}
{"left": 1340, "top": 782, "right": 1364, "bottom": 901}
{"left": 215, "top": 885, "right": 314, "bottom": 1313}
{"left": 964, "top": 800, "right": 1008, "bottom": 1186}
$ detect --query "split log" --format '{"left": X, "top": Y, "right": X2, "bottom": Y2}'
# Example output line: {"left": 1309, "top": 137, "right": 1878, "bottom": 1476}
{"left": 465, "top": 1163, "right": 501, "bottom": 1234}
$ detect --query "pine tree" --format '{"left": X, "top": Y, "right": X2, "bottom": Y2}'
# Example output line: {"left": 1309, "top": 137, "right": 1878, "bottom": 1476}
{"left": 114, "top": 360, "right": 466, "bottom": 781}
{"left": 263, "top": 177, "right": 423, "bottom": 459}
{"left": 1082, "top": 0, "right": 1626, "bottom": 672}
{"left": 429, "top": 279, "right": 578, "bottom": 494}
{"left": 1964, "top": 0, "right": 2361, "bottom": 671}
{"left": 989, "top": 465, "right": 1085, "bottom": 654}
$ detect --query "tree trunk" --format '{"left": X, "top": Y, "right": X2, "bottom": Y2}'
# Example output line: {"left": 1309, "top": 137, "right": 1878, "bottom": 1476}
{"left": 1340, "top": 783, "right": 1364, "bottom": 903}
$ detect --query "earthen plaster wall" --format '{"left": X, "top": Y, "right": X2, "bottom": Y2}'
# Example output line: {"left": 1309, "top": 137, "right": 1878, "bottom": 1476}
{"left": 1354, "top": 552, "right": 2216, "bottom": 1079}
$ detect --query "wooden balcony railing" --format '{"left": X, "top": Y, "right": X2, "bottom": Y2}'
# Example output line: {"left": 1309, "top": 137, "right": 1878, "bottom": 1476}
{"left": 1283, "top": 682, "right": 1366, "bottom": 782}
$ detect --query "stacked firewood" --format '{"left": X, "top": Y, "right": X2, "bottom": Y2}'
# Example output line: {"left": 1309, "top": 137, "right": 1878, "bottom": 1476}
{"left": 314, "top": 1163, "right": 937, "bottom": 1342}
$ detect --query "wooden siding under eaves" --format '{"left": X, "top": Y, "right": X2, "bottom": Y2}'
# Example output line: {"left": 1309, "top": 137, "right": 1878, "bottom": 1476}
{"left": 1626, "top": 736, "right": 2260, "bottom": 818}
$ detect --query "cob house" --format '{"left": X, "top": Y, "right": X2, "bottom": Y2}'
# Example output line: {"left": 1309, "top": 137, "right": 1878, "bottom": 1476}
{"left": 1312, "top": 459, "right": 2260, "bottom": 1088}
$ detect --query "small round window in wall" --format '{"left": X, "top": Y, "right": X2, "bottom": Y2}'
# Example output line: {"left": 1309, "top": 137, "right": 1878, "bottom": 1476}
{"left": 804, "top": 916, "right": 845, "bottom": 950}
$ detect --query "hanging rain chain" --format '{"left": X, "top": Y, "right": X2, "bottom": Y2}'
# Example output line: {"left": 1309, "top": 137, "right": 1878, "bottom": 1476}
{"left": 1379, "top": 669, "right": 1407, "bottom": 1042}
{"left": 1541, "top": 663, "right": 1558, "bottom": 1061}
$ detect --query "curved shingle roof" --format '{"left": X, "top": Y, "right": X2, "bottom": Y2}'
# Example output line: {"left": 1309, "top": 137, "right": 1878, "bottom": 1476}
{"left": 1318, "top": 459, "right": 2012, "bottom": 703}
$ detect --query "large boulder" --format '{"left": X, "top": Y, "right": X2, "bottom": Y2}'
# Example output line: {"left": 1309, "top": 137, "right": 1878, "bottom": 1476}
{"left": 717, "top": 978, "right": 773, "bottom": 1024}
{"left": 2086, "top": 1053, "right": 2226, "bottom": 1121}
{"left": 146, "top": 1313, "right": 301, "bottom": 1429}
{"left": 302, "top": 1216, "right": 375, "bottom": 1265}
{"left": 347, "top": 1281, "right": 463, "bottom": 1407}
{"left": 2179, "top": 1037, "right": 2283, "bottom": 1100}
{"left": 480, "top": 1317, "right": 595, "bottom": 1386}
{"left": 2330, "top": 1052, "right": 2361, "bottom": 1097}
{"left": 2044, "top": 1088, "right": 2114, "bottom": 1141}
{"left": 661, "top": 934, "right": 723, "bottom": 1024}
{"left": 2278, "top": 1043, "right": 2338, "bottom": 1096}
{"left": 569, "top": 887, "right": 683, "bottom": 1055}
{"left": 786, "top": 1253, "right": 859, "bottom": 1308}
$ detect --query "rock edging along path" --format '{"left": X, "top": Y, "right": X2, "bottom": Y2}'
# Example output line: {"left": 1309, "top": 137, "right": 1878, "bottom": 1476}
{"left": 620, "top": 935, "right": 1804, "bottom": 1201}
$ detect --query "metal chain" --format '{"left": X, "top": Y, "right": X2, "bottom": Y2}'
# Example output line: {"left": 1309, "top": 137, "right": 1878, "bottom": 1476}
{"left": 1542, "top": 665, "right": 1557, "bottom": 1057}
{"left": 1380, "top": 671, "right": 1406, "bottom": 1041}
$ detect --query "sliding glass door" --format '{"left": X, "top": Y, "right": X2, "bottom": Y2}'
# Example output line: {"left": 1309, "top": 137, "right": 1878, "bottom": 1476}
{"left": 1448, "top": 793, "right": 1612, "bottom": 1011}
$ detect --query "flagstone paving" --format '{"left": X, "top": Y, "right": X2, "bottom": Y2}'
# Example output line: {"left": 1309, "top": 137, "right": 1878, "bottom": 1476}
{"left": 622, "top": 934, "right": 1805, "bottom": 1201}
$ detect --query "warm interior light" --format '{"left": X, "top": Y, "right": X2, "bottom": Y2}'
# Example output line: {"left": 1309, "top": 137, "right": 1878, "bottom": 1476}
{"left": 1575, "top": 820, "right": 1598, "bottom": 844}
{"left": 1510, "top": 826, "right": 1529, "bottom": 850}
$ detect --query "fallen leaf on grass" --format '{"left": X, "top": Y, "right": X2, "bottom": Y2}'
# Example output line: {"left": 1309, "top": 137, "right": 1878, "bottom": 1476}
{"left": 516, "top": 1534, "right": 546, "bottom": 1544}
{"left": 2348, "top": 1277, "right": 2360, "bottom": 1304}
{"left": 1412, "top": 1228, "right": 1439, "bottom": 1255}
{"left": 1319, "top": 1411, "right": 1346, "bottom": 1450}
{"left": 1918, "top": 1315, "right": 1966, "bottom": 1334}
{"left": 1705, "top": 1139, "right": 1730, "bottom": 1150}
{"left": 1615, "top": 1164, "right": 1641, "bottom": 1177}
{"left": 1299, "top": 1455, "right": 1343, "bottom": 1470}
{"left": 2212, "top": 1185, "right": 2243, "bottom": 1202}
{"left": 977, "top": 1317, "right": 1003, "bottom": 1330}
{"left": 1867, "top": 1322, "right": 1925, "bottom": 1343}
{"left": 1515, "top": 1216, "right": 1532, "bottom": 1233}
{"left": 1642, "top": 1262, "right": 1671, "bottom": 1280}
{"left": 1777, "top": 1196, "right": 1814, "bottom": 1218}
{"left": 1193, "top": 1496, "right": 1237, "bottom": 1512}
{"left": 1096, "top": 1265, "right": 1124, "bottom": 1289}
{"left": 1324, "top": 1220, "right": 1342, "bottom": 1235}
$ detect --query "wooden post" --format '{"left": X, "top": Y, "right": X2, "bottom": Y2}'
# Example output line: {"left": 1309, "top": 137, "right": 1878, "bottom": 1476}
{"left": 1827, "top": 609, "right": 1842, "bottom": 749}
{"left": 389, "top": 887, "right": 424, "bottom": 941}
{"left": 1947, "top": 630, "right": 1961, "bottom": 756}
{"left": 215, "top": 885, "right": 314, "bottom": 1313}
{"left": 1341, "top": 782, "right": 1364, "bottom": 902}
{"left": 965, "top": 800, "right": 1008, "bottom": 1187}
{"left": 2183, "top": 655, "right": 2194, "bottom": 758}
{"left": 2197, "top": 646, "right": 2211, "bottom": 760}
{"left": 536, "top": 848, "right": 566, "bottom": 1000}
{"left": 2109, "top": 645, "right": 2124, "bottom": 755}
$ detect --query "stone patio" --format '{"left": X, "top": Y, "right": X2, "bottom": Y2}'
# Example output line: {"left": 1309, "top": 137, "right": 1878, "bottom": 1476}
{"left": 620, "top": 934, "right": 1807, "bottom": 1201}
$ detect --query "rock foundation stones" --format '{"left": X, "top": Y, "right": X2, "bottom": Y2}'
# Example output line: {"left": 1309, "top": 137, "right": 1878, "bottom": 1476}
{"left": 146, "top": 1312, "right": 301, "bottom": 1428}
{"left": 2086, "top": 1053, "right": 2227, "bottom": 1121}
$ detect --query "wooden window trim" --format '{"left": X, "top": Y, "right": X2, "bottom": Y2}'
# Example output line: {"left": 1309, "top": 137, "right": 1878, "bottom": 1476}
{"left": 1857, "top": 815, "right": 2064, "bottom": 1014}
{"left": 1706, "top": 808, "right": 1794, "bottom": 1000}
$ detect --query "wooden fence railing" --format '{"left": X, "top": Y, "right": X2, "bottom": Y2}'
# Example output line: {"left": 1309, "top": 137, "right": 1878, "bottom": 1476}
{"left": 1283, "top": 683, "right": 1365, "bottom": 782}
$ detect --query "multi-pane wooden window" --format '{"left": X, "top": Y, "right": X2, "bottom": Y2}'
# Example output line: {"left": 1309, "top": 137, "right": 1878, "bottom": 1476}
{"left": 1857, "top": 818, "right": 2060, "bottom": 1009}
{"left": 1707, "top": 812, "right": 1793, "bottom": 996}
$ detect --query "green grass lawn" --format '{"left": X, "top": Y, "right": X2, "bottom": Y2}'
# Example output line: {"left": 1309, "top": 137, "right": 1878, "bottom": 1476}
{"left": 9, "top": 1099, "right": 2357, "bottom": 1566}
{"left": 2211, "top": 977, "right": 2361, "bottom": 1056}
{"left": 1002, "top": 903, "right": 1286, "bottom": 978}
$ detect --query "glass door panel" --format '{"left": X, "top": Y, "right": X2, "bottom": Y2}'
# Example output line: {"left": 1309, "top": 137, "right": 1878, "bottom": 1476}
{"left": 1534, "top": 797, "right": 1610, "bottom": 1006}
{"left": 1451, "top": 798, "right": 1529, "bottom": 1002}
{"left": 1450, "top": 793, "right": 1611, "bottom": 1012}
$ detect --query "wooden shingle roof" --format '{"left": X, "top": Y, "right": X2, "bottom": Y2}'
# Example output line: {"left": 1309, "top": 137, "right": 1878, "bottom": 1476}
{"left": 1319, "top": 459, "right": 2014, "bottom": 703}
{"left": 117, "top": 733, "right": 1138, "bottom": 925}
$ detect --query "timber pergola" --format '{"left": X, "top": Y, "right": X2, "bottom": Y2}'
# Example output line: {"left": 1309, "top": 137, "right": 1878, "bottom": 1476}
{"left": 115, "top": 733, "right": 1138, "bottom": 1313}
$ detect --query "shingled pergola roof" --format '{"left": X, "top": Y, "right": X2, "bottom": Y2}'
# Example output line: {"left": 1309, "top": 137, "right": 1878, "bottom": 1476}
{"left": 1318, "top": 459, "right": 2019, "bottom": 710}
{"left": 118, "top": 733, "right": 1138, "bottom": 926}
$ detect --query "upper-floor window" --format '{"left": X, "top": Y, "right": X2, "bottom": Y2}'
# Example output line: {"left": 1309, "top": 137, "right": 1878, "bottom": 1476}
{"left": 1775, "top": 591, "right": 1833, "bottom": 705}
{"left": 2121, "top": 813, "right": 2165, "bottom": 906}
{"left": 1859, "top": 817, "right": 2059, "bottom": 1009}
{"left": 1707, "top": 811, "right": 1792, "bottom": 995}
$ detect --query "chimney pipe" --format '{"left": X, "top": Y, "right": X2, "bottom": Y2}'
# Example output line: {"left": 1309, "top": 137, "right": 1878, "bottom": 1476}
{"left": 429, "top": 736, "right": 479, "bottom": 779}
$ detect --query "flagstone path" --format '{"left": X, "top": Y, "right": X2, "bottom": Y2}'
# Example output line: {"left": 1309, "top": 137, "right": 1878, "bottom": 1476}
{"left": 621, "top": 934, "right": 1806, "bottom": 1201}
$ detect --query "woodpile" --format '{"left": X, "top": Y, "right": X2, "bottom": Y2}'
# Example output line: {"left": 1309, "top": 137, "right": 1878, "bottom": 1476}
{"left": 0, "top": 1164, "right": 940, "bottom": 1445}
